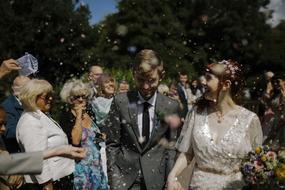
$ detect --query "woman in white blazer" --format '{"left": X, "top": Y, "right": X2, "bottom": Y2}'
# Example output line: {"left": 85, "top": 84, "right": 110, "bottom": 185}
{"left": 16, "top": 79, "right": 74, "bottom": 190}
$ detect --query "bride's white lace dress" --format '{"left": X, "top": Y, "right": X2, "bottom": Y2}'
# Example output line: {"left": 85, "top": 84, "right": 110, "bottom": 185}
{"left": 176, "top": 106, "right": 263, "bottom": 190}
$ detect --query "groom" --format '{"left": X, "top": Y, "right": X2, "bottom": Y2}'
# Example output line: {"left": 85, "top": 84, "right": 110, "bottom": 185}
{"left": 103, "top": 49, "right": 181, "bottom": 190}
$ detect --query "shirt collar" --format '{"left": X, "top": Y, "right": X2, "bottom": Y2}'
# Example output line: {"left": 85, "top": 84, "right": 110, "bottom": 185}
{"left": 14, "top": 95, "right": 22, "bottom": 106}
{"left": 137, "top": 91, "right": 157, "bottom": 107}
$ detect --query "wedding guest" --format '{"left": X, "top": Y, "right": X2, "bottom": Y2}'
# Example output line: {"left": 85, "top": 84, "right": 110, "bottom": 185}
{"left": 0, "top": 59, "right": 21, "bottom": 79}
{"left": 186, "top": 78, "right": 202, "bottom": 111}
{"left": 167, "top": 60, "right": 263, "bottom": 190}
{"left": 263, "top": 73, "right": 285, "bottom": 145}
{"left": 16, "top": 79, "right": 74, "bottom": 190}
{"left": 198, "top": 75, "right": 207, "bottom": 94}
{"left": 177, "top": 71, "right": 190, "bottom": 117}
{"left": 168, "top": 81, "right": 183, "bottom": 110}
{"left": 60, "top": 79, "right": 109, "bottom": 190}
{"left": 91, "top": 73, "right": 116, "bottom": 179}
{"left": 0, "top": 106, "right": 23, "bottom": 190}
{"left": 118, "top": 80, "right": 130, "bottom": 93}
{"left": 88, "top": 65, "right": 103, "bottom": 96}
{"left": 158, "top": 83, "right": 170, "bottom": 96}
{"left": 0, "top": 61, "right": 85, "bottom": 177}
{"left": 1, "top": 76, "right": 30, "bottom": 153}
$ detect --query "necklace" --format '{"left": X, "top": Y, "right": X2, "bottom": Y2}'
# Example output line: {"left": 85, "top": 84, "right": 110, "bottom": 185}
{"left": 216, "top": 111, "right": 223, "bottom": 123}
{"left": 214, "top": 106, "right": 237, "bottom": 123}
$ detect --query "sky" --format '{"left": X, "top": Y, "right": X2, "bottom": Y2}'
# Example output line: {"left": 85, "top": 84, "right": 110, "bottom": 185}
{"left": 83, "top": 0, "right": 117, "bottom": 24}
{"left": 267, "top": 0, "right": 285, "bottom": 26}
{"left": 83, "top": 0, "right": 285, "bottom": 27}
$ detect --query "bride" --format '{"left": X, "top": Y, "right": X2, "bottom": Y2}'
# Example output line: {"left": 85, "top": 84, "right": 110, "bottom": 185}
{"left": 167, "top": 60, "right": 263, "bottom": 190}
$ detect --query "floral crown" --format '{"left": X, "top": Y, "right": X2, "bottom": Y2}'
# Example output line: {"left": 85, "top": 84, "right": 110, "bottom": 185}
{"left": 207, "top": 59, "right": 242, "bottom": 84}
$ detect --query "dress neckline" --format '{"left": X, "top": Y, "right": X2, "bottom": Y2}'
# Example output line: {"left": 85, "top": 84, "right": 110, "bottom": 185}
{"left": 204, "top": 107, "right": 240, "bottom": 145}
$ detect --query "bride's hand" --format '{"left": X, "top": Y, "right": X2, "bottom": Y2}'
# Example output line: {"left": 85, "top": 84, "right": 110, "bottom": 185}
{"left": 167, "top": 177, "right": 184, "bottom": 190}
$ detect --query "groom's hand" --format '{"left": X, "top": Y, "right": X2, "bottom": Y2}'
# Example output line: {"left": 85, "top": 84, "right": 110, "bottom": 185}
{"left": 164, "top": 114, "right": 181, "bottom": 129}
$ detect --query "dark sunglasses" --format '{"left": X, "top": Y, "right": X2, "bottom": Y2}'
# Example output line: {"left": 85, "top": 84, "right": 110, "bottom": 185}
{"left": 38, "top": 92, "right": 54, "bottom": 102}
{"left": 71, "top": 95, "right": 88, "bottom": 100}
{"left": 0, "top": 121, "right": 7, "bottom": 126}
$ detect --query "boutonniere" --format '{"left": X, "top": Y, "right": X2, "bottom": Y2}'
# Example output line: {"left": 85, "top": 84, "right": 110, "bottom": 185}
{"left": 156, "top": 111, "right": 166, "bottom": 121}
{"left": 154, "top": 111, "right": 165, "bottom": 130}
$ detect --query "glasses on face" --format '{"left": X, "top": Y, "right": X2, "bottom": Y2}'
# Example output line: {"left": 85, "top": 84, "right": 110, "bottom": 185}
{"left": 162, "top": 91, "right": 168, "bottom": 96}
{"left": 89, "top": 73, "right": 102, "bottom": 79}
{"left": 71, "top": 95, "right": 88, "bottom": 101}
{"left": 0, "top": 121, "right": 7, "bottom": 126}
{"left": 38, "top": 92, "right": 54, "bottom": 103}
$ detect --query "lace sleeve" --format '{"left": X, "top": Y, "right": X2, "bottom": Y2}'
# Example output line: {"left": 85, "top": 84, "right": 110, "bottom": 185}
{"left": 249, "top": 114, "right": 263, "bottom": 149}
{"left": 175, "top": 109, "right": 195, "bottom": 153}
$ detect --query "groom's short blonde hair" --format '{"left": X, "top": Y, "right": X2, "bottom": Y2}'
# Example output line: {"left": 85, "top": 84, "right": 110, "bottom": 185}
{"left": 133, "top": 49, "right": 164, "bottom": 78}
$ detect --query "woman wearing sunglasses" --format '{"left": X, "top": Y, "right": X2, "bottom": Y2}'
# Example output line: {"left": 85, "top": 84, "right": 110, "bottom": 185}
{"left": 60, "top": 79, "right": 109, "bottom": 190}
{"left": 16, "top": 79, "right": 75, "bottom": 190}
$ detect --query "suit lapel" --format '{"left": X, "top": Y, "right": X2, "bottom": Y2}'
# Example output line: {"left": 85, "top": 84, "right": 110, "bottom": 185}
{"left": 127, "top": 92, "right": 142, "bottom": 152}
{"left": 12, "top": 96, "right": 23, "bottom": 115}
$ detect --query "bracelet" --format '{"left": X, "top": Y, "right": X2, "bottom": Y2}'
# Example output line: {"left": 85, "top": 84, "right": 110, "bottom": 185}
{"left": 167, "top": 176, "right": 178, "bottom": 183}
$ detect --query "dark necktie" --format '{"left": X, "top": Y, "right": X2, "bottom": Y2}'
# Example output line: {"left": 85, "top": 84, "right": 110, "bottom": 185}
{"left": 142, "top": 102, "right": 150, "bottom": 147}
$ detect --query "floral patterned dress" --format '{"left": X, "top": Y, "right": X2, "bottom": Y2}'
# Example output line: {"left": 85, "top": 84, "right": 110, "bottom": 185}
{"left": 73, "top": 122, "right": 109, "bottom": 190}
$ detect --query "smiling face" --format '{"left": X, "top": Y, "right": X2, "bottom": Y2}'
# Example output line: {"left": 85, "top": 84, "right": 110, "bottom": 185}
{"left": 135, "top": 68, "right": 161, "bottom": 99}
{"left": 71, "top": 92, "right": 88, "bottom": 108}
{"left": 118, "top": 83, "right": 129, "bottom": 93}
{"left": 273, "top": 78, "right": 285, "bottom": 91}
{"left": 191, "top": 80, "right": 198, "bottom": 88}
{"left": 102, "top": 79, "right": 115, "bottom": 97}
{"left": 204, "top": 72, "right": 220, "bottom": 102}
{"left": 179, "top": 74, "right": 188, "bottom": 86}
{"left": 36, "top": 92, "right": 53, "bottom": 113}
{"left": 89, "top": 66, "right": 103, "bottom": 84}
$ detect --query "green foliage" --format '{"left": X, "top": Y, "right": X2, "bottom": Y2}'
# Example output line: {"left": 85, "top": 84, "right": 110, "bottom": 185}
{"left": 92, "top": 0, "right": 272, "bottom": 79}
{"left": 1, "top": 0, "right": 285, "bottom": 103}
{"left": 0, "top": 0, "right": 93, "bottom": 85}
{"left": 261, "top": 20, "right": 285, "bottom": 73}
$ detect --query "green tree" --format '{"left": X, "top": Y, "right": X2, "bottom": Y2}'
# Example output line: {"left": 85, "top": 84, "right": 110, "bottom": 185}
{"left": 91, "top": 0, "right": 195, "bottom": 79}
{"left": 92, "top": 0, "right": 272, "bottom": 79}
{"left": 175, "top": 0, "right": 271, "bottom": 76}
{"left": 0, "top": 0, "right": 93, "bottom": 85}
{"left": 261, "top": 20, "right": 285, "bottom": 73}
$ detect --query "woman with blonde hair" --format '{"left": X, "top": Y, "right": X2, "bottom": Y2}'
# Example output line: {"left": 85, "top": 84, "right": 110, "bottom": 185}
{"left": 60, "top": 79, "right": 109, "bottom": 190}
{"left": 16, "top": 79, "right": 74, "bottom": 190}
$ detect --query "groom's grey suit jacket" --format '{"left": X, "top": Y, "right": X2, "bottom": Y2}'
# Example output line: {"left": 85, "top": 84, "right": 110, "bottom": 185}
{"left": 103, "top": 91, "right": 180, "bottom": 190}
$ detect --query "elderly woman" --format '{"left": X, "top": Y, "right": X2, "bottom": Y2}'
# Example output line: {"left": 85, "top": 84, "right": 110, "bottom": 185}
{"left": 60, "top": 79, "right": 108, "bottom": 190}
{"left": 16, "top": 79, "right": 74, "bottom": 190}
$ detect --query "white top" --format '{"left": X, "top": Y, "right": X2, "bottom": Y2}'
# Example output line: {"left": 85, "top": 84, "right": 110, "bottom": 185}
{"left": 16, "top": 110, "right": 74, "bottom": 184}
{"left": 137, "top": 92, "right": 157, "bottom": 138}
